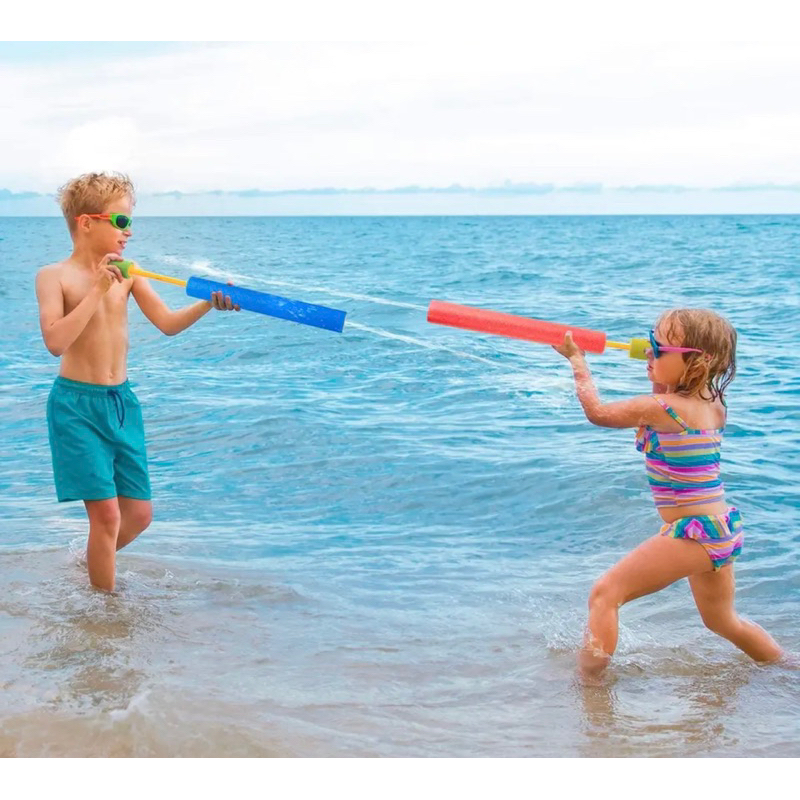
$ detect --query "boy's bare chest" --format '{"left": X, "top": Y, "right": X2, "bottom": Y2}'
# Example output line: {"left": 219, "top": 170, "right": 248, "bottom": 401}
{"left": 63, "top": 278, "right": 130, "bottom": 319}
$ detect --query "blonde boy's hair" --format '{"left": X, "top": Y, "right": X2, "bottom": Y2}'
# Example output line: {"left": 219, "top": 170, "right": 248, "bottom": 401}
{"left": 57, "top": 172, "right": 135, "bottom": 233}
{"left": 656, "top": 308, "right": 737, "bottom": 401}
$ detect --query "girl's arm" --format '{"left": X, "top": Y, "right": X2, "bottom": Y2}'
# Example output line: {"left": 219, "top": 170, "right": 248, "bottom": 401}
{"left": 554, "top": 332, "right": 665, "bottom": 429}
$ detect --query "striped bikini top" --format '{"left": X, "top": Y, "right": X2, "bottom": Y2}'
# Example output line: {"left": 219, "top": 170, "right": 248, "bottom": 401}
{"left": 635, "top": 397, "right": 725, "bottom": 508}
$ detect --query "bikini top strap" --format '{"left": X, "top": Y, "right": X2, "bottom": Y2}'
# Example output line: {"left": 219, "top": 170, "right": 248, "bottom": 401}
{"left": 653, "top": 396, "right": 689, "bottom": 430}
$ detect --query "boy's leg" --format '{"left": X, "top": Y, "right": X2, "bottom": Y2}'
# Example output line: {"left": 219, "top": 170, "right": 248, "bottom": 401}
{"left": 688, "top": 568, "right": 783, "bottom": 663}
{"left": 48, "top": 378, "right": 150, "bottom": 590}
{"left": 85, "top": 498, "right": 122, "bottom": 591}
{"left": 116, "top": 497, "right": 153, "bottom": 550}
{"left": 112, "top": 383, "right": 152, "bottom": 552}
{"left": 581, "top": 534, "right": 713, "bottom": 677}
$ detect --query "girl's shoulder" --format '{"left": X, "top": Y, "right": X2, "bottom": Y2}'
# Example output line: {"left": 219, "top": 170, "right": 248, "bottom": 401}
{"left": 655, "top": 393, "right": 726, "bottom": 432}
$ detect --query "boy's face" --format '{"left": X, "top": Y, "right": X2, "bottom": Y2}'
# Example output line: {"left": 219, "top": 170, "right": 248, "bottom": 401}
{"left": 78, "top": 194, "right": 133, "bottom": 257}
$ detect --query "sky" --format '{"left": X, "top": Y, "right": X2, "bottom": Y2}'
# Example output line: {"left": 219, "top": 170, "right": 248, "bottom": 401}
{"left": 1, "top": 40, "right": 799, "bottom": 214}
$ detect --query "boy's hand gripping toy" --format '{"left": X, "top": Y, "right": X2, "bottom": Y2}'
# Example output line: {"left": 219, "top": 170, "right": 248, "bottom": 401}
{"left": 427, "top": 300, "right": 649, "bottom": 360}
{"left": 113, "top": 260, "right": 346, "bottom": 333}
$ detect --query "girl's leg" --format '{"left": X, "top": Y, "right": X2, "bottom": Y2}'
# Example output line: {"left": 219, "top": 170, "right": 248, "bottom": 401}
{"left": 688, "top": 567, "right": 784, "bottom": 663}
{"left": 581, "top": 534, "right": 713, "bottom": 677}
{"left": 84, "top": 498, "right": 122, "bottom": 592}
{"left": 116, "top": 497, "right": 153, "bottom": 551}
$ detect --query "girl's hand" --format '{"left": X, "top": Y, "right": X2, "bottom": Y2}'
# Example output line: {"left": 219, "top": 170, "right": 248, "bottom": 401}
{"left": 552, "top": 331, "right": 585, "bottom": 360}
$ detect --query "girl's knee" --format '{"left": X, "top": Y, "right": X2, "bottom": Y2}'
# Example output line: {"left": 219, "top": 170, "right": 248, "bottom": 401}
{"left": 702, "top": 615, "right": 740, "bottom": 639}
{"left": 588, "top": 575, "right": 621, "bottom": 610}
{"left": 697, "top": 605, "right": 741, "bottom": 638}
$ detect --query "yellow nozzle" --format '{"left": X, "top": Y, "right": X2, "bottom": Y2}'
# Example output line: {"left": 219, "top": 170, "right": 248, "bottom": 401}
{"left": 607, "top": 338, "right": 650, "bottom": 361}
{"left": 130, "top": 266, "right": 188, "bottom": 288}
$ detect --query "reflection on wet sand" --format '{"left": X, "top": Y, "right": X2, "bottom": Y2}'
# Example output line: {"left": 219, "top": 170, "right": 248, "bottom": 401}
{"left": 24, "top": 595, "right": 152, "bottom": 711}
{"left": 576, "top": 654, "right": 754, "bottom": 757}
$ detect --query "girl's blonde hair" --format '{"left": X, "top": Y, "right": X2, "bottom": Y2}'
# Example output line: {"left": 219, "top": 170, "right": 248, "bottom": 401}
{"left": 57, "top": 172, "right": 135, "bottom": 233}
{"left": 656, "top": 308, "right": 737, "bottom": 401}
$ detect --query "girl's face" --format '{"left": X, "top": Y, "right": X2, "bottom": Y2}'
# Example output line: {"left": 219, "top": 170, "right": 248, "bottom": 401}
{"left": 647, "top": 322, "right": 690, "bottom": 388}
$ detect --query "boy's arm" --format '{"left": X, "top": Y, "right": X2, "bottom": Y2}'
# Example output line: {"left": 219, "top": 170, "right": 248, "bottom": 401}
{"left": 35, "top": 259, "right": 122, "bottom": 357}
{"left": 131, "top": 274, "right": 238, "bottom": 336}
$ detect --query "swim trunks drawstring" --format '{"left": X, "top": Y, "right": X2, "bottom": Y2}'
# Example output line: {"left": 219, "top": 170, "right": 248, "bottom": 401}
{"left": 108, "top": 389, "right": 125, "bottom": 428}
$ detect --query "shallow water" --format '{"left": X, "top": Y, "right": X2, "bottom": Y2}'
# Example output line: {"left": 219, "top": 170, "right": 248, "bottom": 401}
{"left": 1, "top": 215, "right": 798, "bottom": 756}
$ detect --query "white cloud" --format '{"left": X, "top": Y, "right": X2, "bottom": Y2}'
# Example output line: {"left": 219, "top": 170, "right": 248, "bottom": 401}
{"left": 1, "top": 42, "right": 800, "bottom": 194}
{"left": 39, "top": 117, "right": 144, "bottom": 181}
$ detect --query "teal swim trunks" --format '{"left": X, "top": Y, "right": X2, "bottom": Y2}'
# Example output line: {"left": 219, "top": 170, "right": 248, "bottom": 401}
{"left": 47, "top": 377, "right": 151, "bottom": 502}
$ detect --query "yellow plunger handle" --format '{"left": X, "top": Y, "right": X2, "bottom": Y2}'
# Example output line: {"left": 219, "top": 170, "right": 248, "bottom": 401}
{"left": 128, "top": 265, "right": 188, "bottom": 288}
{"left": 111, "top": 259, "right": 188, "bottom": 287}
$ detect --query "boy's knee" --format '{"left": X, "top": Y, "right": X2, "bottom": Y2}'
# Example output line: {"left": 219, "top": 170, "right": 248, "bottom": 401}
{"left": 90, "top": 503, "right": 122, "bottom": 532}
{"left": 130, "top": 504, "right": 153, "bottom": 533}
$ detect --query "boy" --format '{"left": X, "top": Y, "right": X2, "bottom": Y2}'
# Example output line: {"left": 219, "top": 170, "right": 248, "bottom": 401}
{"left": 35, "top": 172, "right": 239, "bottom": 592}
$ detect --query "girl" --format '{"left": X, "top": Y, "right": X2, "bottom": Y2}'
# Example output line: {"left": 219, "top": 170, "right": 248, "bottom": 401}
{"left": 553, "top": 308, "right": 784, "bottom": 678}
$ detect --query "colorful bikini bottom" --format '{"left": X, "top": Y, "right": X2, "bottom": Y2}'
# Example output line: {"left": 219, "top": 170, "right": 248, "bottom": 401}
{"left": 659, "top": 507, "right": 743, "bottom": 571}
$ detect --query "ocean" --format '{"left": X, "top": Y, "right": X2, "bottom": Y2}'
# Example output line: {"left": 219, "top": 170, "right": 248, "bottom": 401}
{"left": 1, "top": 214, "right": 798, "bottom": 756}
